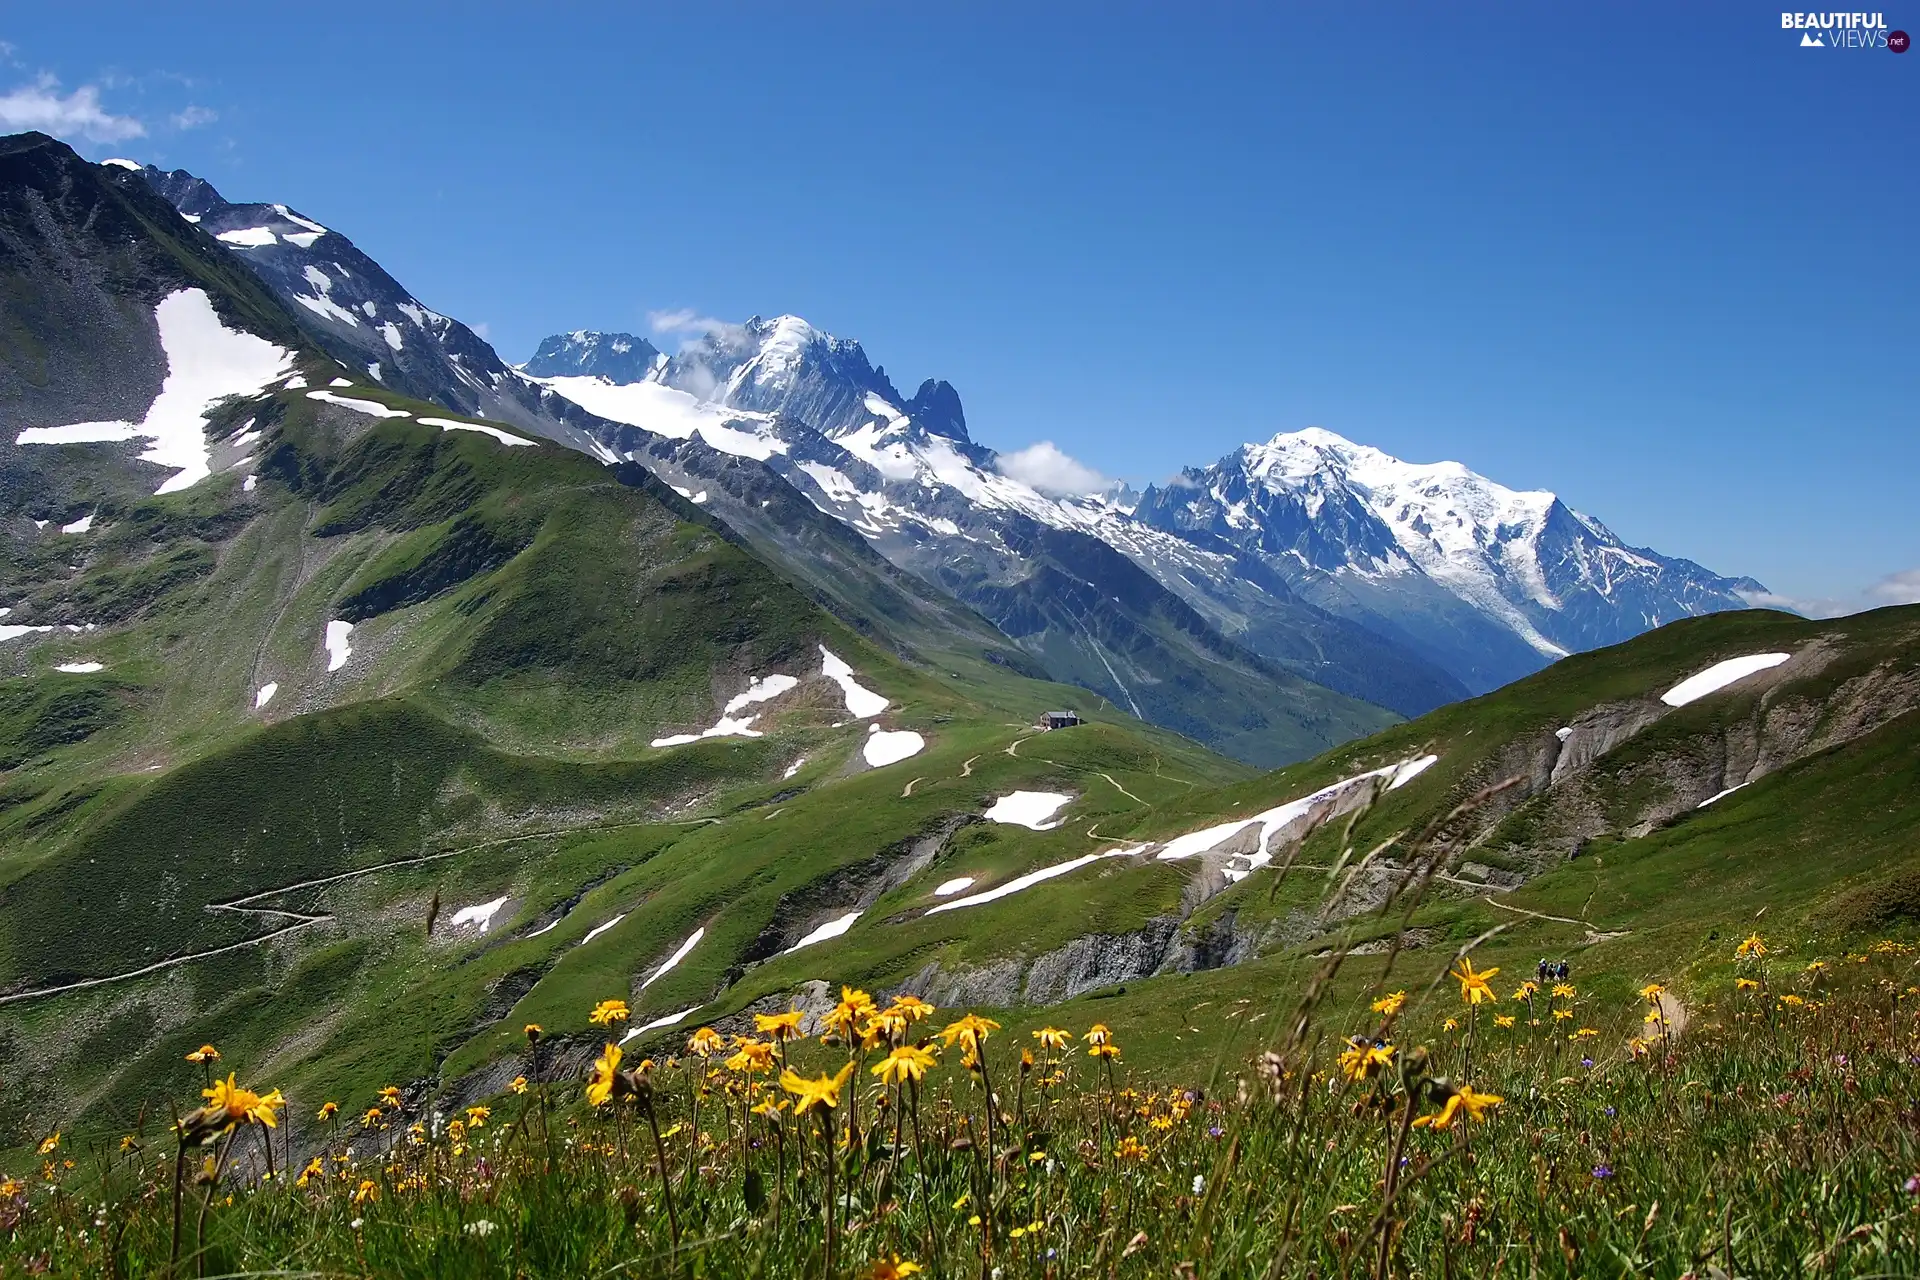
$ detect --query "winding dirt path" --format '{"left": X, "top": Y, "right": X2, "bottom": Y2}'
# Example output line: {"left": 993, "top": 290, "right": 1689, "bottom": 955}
{"left": 901, "top": 777, "right": 924, "bottom": 797}
{"left": 0, "top": 920, "right": 328, "bottom": 1007}
{"left": 0, "top": 818, "right": 670, "bottom": 1007}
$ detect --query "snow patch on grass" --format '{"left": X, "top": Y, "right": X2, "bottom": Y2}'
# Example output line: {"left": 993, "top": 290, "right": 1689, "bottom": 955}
{"left": 1157, "top": 754, "right": 1441, "bottom": 883}
{"left": 785, "top": 911, "right": 860, "bottom": 954}
{"left": 640, "top": 928, "right": 705, "bottom": 989}
{"left": 621, "top": 1006, "right": 699, "bottom": 1044}
{"left": 863, "top": 726, "right": 924, "bottom": 767}
{"left": 983, "top": 791, "right": 1073, "bottom": 831}
{"left": 580, "top": 914, "right": 626, "bottom": 947}
{"left": 1698, "top": 782, "right": 1750, "bottom": 809}
{"left": 448, "top": 896, "right": 510, "bottom": 933}
{"left": 324, "top": 621, "right": 353, "bottom": 672}
{"left": 254, "top": 682, "right": 278, "bottom": 708}
{"left": 932, "top": 877, "right": 975, "bottom": 898}
{"left": 725, "top": 673, "right": 798, "bottom": 717}
{"left": 61, "top": 512, "right": 94, "bottom": 534}
{"left": 820, "top": 646, "right": 887, "bottom": 718}
{"left": 420, "top": 418, "right": 534, "bottom": 447}
{"left": 305, "top": 389, "right": 411, "bottom": 419}
{"left": 1660, "top": 654, "right": 1792, "bottom": 708}
{"left": 927, "top": 848, "right": 1143, "bottom": 915}
{"left": 55, "top": 662, "right": 104, "bottom": 673}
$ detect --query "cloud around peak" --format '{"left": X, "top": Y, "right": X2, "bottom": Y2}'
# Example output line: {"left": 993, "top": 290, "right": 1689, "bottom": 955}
{"left": 0, "top": 75, "right": 145, "bottom": 143}
{"left": 997, "top": 441, "right": 1109, "bottom": 497}
{"left": 1865, "top": 568, "right": 1920, "bottom": 607}
{"left": 647, "top": 308, "right": 730, "bottom": 337}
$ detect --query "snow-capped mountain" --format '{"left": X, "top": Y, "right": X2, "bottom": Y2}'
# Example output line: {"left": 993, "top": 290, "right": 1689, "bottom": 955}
{"left": 523, "top": 330, "right": 662, "bottom": 383}
{"left": 524, "top": 322, "right": 1470, "bottom": 738}
{"left": 531, "top": 321, "right": 1768, "bottom": 703}
{"left": 119, "top": 145, "right": 1766, "bottom": 746}
{"left": 1131, "top": 431, "right": 1769, "bottom": 690}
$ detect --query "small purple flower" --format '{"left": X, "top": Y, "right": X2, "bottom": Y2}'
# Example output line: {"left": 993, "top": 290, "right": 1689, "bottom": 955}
{"left": 1604, "top": 1106, "right": 1616, "bottom": 1118}
{"left": 1592, "top": 1165, "right": 1613, "bottom": 1179}
{"left": 1207, "top": 1125, "right": 1225, "bottom": 1140}
{"left": 1581, "top": 1057, "right": 1594, "bottom": 1069}
{"left": 1906, "top": 1174, "right": 1920, "bottom": 1196}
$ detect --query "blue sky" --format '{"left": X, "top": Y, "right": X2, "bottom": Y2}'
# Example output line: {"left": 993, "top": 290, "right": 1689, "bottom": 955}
{"left": 3, "top": 4, "right": 1914, "bottom": 608}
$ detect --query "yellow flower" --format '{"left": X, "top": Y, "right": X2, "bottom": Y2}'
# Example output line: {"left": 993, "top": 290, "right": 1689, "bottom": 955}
{"left": 361, "top": 1107, "right": 384, "bottom": 1128}
{"left": 378, "top": 1085, "right": 403, "bottom": 1109}
{"left": 199, "top": 1075, "right": 282, "bottom": 1131}
{"left": 1494, "top": 1014, "right": 1516, "bottom": 1029}
{"left": 295, "top": 1157, "right": 323, "bottom": 1188}
{"left": 1552, "top": 1008, "right": 1573, "bottom": 1022}
{"left": 317, "top": 1101, "right": 339, "bottom": 1121}
{"left": 1032, "top": 1027, "right": 1072, "bottom": 1051}
{"left": 524, "top": 1023, "right": 543, "bottom": 1042}
{"left": 726, "top": 1039, "right": 776, "bottom": 1074}
{"left": 587, "top": 1043, "right": 624, "bottom": 1107}
{"left": 1550, "top": 983, "right": 1575, "bottom": 1000}
{"left": 184, "top": 1044, "right": 220, "bottom": 1065}
{"left": 887, "top": 995, "right": 937, "bottom": 1024}
{"left": 1639, "top": 983, "right": 1666, "bottom": 1002}
{"left": 1511, "top": 981, "right": 1538, "bottom": 1001}
{"left": 1088, "top": 1041, "right": 1121, "bottom": 1060}
{"left": 36, "top": 1134, "right": 58, "bottom": 1156}
{"left": 940, "top": 1014, "right": 1002, "bottom": 1054}
{"left": 1805, "top": 960, "right": 1828, "bottom": 974}
{"left": 779, "top": 1062, "right": 856, "bottom": 1115}
{"left": 1084, "top": 1022, "right": 1113, "bottom": 1046}
{"left": 868, "top": 1256, "right": 924, "bottom": 1279}
{"left": 1371, "top": 991, "right": 1407, "bottom": 1017}
{"left": 465, "top": 1105, "right": 490, "bottom": 1128}
{"left": 1735, "top": 977, "right": 1759, "bottom": 991}
{"left": 754, "top": 1009, "right": 806, "bottom": 1041}
{"left": 1443, "top": 1017, "right": 1459, "bottom": 1032}
{"left": 872, "top": 1045, "right": 939, "bottom": 1085}
{"left": 1336, "top": 1038, "right": 1395, "bottom": 1081}
{"left": 1778, "top": 993, "right": 1805, "bottom": 1007}
{"left": 1412, "top": 1084, "right": 1503, "bottom": 1129}
{"left": 118, "top": 1135, "right": 139, "bottom": 1153}
{"left": 750, "top": 1096, "right": 788, "bottom": 1118}
{"left": 1114, "top": 1136, "right": 1149, "bottom": 1161}
{"left": 1450, "top": 958, "right": 1499, "bottom": 1005}
{"left": 1735, "top": 933, "right": 1766, "bottom": 959}
{"left": 353, "top": 1179, "right": 378, "bottom": 1205}
{"left": 687, "top": 1027, "right": 726, "bottom": 1059}
{"left": 1571, "top": 1027, "right": 1599, "bottom": 1041}
{"left": 1644, "top": 1007, "right": 1666, "bottom": 1025}
{"left": 589, "top": 999, "right": 630, "bottom": 1027}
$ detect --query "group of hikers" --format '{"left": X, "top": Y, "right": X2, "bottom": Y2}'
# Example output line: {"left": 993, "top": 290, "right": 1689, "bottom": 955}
{"left": 1537, "top": 958, "right": 1571, "bottom": 982}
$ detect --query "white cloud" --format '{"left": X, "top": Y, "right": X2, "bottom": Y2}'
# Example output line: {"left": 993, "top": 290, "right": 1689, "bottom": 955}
{"left": 169, "top": 105, "right": 217, "bottom": 130}
{"left": 647, "top": 308, "right": 729, "bottom": 336}
{"left": 1865, "top": 568, "right": 1920, "bottom": 607}
{"left": 996, "top": 441, "right": 1109, "bottom": 497}
{"left": 0, "top": 75, "right": 145, "bottom": 143}
{"left": 1735, "top": 588, "right": 1850, "bottom": 619}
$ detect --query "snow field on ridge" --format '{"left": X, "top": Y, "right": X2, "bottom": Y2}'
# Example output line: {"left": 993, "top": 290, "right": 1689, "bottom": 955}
{"left": 1660, "top": 653, "right": 1792, "bottom": 707}
{"left": 14, "top": 289, "right": 292, "bottom": 494}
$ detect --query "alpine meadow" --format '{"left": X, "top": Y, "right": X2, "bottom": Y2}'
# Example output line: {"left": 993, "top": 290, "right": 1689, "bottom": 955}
{"left": 0, "top": 16, "right": 1916, "bottom": 1276}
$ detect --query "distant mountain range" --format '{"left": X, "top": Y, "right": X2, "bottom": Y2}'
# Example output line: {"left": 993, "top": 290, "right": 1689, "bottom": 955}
{"left": 115, "top": 147, "right": 1769, "bottom": 760}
